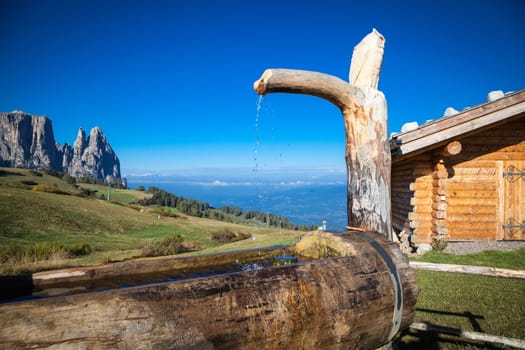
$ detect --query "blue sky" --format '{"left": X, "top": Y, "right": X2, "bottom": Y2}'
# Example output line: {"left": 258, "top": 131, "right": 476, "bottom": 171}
{"left": 1, "top": 0, "right": 524, "bottom": 175}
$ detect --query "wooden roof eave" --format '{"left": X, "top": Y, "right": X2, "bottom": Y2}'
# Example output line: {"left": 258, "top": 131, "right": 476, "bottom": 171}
{"left": 391, "top": 89, "right": 525, "bottom": 163}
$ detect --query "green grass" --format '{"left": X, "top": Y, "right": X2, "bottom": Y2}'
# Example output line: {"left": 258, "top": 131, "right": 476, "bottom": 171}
{"left": 0, "top": 168, "right": 301, "bottom": 274}
{"left": 78, "top": 183, "right": 152, "bottom": 203}
{"left": 399, "top": 250, "right": 525, "bottom": 349}
{"left": 0, "top": 168, "right": 79, "bottom": 193}
{"left": 411, "top": 249, "right": 525, "bottom": 270}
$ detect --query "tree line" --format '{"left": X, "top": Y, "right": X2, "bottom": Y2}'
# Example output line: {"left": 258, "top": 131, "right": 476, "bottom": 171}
{"left": 137, "top": 186, "right": 316, "bottom": 231}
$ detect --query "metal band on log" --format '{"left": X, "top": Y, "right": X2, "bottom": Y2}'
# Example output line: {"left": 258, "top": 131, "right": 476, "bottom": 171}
{"left": 0, "top": 231, "right": 418, "bottom": 349}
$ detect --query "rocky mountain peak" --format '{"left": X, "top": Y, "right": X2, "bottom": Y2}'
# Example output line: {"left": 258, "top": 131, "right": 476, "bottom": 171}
{"left": 0, "top": 111, "right": 61, "bottom": 170}
{"left": 69, "top": 126, "right": 120, "bottom": 179}
{"left": 0, "top": 111, "right": 120, "bottom": 179}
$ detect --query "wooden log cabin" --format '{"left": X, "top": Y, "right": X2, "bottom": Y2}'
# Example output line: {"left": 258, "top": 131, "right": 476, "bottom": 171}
{"left": 390, "top": 89, "right": 525, "bottom": 248}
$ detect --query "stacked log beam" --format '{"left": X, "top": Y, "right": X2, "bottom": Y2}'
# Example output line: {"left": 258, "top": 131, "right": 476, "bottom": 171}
{"left": 431, "top": 160, "right": 449, "bottom": 244}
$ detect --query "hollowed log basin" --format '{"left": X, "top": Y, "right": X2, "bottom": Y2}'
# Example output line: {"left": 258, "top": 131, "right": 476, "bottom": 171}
{"left": 0, "top": 231, "right": 418, "bottom": 349}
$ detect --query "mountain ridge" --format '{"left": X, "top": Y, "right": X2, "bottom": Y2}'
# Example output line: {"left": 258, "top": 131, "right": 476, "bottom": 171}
{"left": 0, "top": 110, "right": 120, "bottom": 179}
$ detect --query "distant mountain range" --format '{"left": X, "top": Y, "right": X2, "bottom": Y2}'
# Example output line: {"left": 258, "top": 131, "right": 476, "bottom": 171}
{"left": 126, "top": 170, "right": 348, "bottom": 230}
{"left": 0, "top": 111, "right": 120, "bottom": 179}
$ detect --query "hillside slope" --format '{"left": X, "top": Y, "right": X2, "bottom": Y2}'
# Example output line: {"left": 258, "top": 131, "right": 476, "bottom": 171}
{"left": 0, "top": 168, "right": 301, "bottom": 274}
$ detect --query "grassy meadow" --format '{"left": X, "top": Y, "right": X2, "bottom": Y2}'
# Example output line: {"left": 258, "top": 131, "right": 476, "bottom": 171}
{"left": 399, "top": 249, "right": 525, "bottom": 349}
{"left": 0, "top": 167, "right": 302, "bottom": 274}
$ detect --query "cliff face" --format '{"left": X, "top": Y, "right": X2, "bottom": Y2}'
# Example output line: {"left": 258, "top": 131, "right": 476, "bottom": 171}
{"left": 67, "top": 126, "right": 121, "bottom": 179}
{"left": 0, "top": 111, "right": 61, "bottom": 170}
{"left": 0, "top": 111, "right": 120, "bottom": 179}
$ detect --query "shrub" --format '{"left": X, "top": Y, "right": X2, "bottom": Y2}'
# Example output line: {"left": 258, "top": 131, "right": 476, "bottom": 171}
{"left": 32, "top": 184, "right": 70, "bottom": 195}
{"left": 44, "top": 169, "right": 64, "bottom": 178}
{"left": 20, "top": 180, "right": 38, "bottom": 186}
{"left": 79, "top": 187, "right": 97, "bottom": 197}
{"left": 140, "top": 234, "right": 189, "bottom": 257}
{"left": 153, "top": 207, "right": 180, "bottom": 218}
{"left": 211, "top": 229, "right": 250, "bottom": 244}
{"left": 62, "top": 173, "right": 77, "bottom": 185}
{"left": 67, "top": 243, "right": 92, "bottom": 257}
{"left": 99, "top": 255, "right": 113, "bottom": 264}
{"left": 0, "top": 242, "right": 93, "bottom": 264}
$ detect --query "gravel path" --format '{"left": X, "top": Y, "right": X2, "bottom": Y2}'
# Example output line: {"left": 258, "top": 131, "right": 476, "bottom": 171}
{"left": 443, "top": 241, "right": 525, "bottom": 255}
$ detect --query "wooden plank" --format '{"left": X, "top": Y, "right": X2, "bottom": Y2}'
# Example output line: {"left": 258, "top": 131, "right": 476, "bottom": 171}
{"left": 408, "top": 213, "right": 433, "bottom": 222}
{"left": 446, "top": 213, "right": 496, "bottom": 222}
{"left": 409, "top": 322, "right": 525, "bottom": 348}
{"left": 413, "top": 228, "right": 432, "bottom": 243}
{"left": 410, "top": 206, "right": 433, "bottom": 215}
{"left": 448, "top": 230, "right": 497, "bottom": 240}
{"left": 448, "top": 183, "right": 496, "bottom": 191}
{"left": 410, "top": 183, "right": 433, "bottom": 191}
{"left": 449, "top": 175, "right": 495, "bottom": 182}
{"left": 447, "top": 221, "right": 498, "bottom": 230}
{"left": 456, "top": 152, "right": 525, "bottom": 161}
{"left": 409, "top": 262, "right": 525, "bottom": 280}
{"left": 410, "top": 221, "right": 433, "bottom": 229}
{"left": 410, "top": 197, "right": 433, "bottom": 206}
{"left": 460, "top": 136, "right": 524, "bottom": 145}
{"left": 447, "top": 197, "right": 497, "bottom": 206}
{"left": 451, "top": 167, "right": 497, "bottom": 176}
{"left": 451, "top": 160, "right": 496, "bottom": 168}
{"left": 392, "top": 212, "right": 412, "bottom": 226}
{"left": 412, "top": 168, "right": 432, "bottom": 177}
{"left": 392, "top": 178, "right": 417, "bottom": 188}
{"left": 446, "top": 205, "right": 496, "bottom": 214}
{"left": 393, "top": 204, "right": 415, "bottom": 215}
{"left": 447, "top": 191, "right": 497, "bottom": 199}
{"left": 473, "top": 127, "right": 525, "bottom": 137}
{"left": 392, "top": 161, "right": 418, "bottom": 172}
{"left": 392, "top": 191, "right": 413, "bottom": 199}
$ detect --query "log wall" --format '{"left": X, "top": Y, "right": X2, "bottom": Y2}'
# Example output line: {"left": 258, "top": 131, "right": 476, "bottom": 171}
{"left": 391, "top": 154, "right": 433, "bottom": 244}
{"left": 446, "top": 118, "right": 525, "bottom": 241}
{"left": 392, "top": 116, "right": 525, "bottom": 244}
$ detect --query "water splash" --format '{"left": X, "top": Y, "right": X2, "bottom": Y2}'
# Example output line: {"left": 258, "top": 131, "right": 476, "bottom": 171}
{"left": 241, "top": 262, "right": 265, "bottom": 272}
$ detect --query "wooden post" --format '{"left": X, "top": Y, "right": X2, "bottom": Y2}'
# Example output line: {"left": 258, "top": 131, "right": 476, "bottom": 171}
{"left": 254, "top": 29, "right": 391, "bottom": 238}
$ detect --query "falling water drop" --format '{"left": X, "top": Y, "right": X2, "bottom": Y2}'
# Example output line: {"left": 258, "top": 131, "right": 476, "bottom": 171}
{"left": 253, "top": 95, "right": 264, "bottom": 227}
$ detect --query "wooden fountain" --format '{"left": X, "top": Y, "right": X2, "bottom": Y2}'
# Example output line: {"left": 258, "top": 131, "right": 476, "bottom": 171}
{"left": 0, "top": 30, "right": 418, "bottom": 349}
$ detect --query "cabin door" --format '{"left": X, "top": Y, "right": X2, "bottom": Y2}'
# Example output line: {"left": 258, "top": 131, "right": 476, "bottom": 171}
{"left": 501, "top": 161, "right": 525, "bottom": 240}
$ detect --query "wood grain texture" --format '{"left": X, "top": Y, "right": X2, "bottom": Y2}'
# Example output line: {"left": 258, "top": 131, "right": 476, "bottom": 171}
{"left": 0, "top": 231, "right": 418, "bottom": 350}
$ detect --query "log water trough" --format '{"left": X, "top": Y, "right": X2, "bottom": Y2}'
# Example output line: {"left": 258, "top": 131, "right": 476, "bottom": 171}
{"left": 0, "top": 30, "right": 419, "bottom": 349}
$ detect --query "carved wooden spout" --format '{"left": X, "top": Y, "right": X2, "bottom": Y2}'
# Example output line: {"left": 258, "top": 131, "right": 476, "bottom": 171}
{"left": 253, "top": 29, "right": 392, "bottom": 238}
